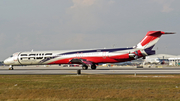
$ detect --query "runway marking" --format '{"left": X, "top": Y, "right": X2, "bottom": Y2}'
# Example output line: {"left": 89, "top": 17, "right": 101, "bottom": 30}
{"left": 131, "top": 76, "right": 175, "bottom": 78}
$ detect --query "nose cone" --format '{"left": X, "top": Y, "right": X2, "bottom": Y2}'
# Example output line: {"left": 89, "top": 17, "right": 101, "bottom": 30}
{"left": 4, "top": 59, "right": 9, "bottom": 65}
{"left": 4, "top": 58, "right": 13, "bottom": 65}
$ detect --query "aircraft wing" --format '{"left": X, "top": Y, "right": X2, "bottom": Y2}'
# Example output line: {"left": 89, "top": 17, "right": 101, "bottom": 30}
{"left": 68, "top": 58, "right": 93, "bottom": 66}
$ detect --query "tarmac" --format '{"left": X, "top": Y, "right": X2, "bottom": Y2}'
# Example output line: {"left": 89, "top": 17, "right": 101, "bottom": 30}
{"left": 0, "top": 65, "right": 180, "bottom": 75}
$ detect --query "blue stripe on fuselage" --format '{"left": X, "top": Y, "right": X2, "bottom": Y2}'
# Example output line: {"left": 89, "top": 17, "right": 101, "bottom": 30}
{"left": 60, "top": 47, "right": 133, "bottom": 55}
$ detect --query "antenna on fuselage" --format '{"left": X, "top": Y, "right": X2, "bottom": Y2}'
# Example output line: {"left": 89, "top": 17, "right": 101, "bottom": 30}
{"left": 113, "top": 44, "right": 115, "bottom": 48}
{"left": 31, "top": 49, "right": 33, "bottom": 52}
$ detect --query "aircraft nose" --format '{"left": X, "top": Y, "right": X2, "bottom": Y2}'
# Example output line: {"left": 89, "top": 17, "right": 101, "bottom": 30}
{"left": 3, "top": 58, "right": 11, "bottom": 65}
{"left": 3, "top": 59, "right": 8, "bottom": 65}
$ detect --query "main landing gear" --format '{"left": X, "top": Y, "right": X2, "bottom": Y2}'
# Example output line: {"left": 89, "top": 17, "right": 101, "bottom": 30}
{"left": 9, "top": 65, "right": 14, "bottom": 70}
{"left": 91, "top": 64, "right": 97, "bottom": 70}
{"left": 82, "top": 65, "right": 88, "bottom": 70}
{"left": 82, "top": 64, "right": 97, "bottom": 70}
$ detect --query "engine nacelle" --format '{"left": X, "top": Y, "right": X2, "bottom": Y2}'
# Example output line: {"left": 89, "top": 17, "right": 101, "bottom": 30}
{"left": 129, "top": 54, "right": 138, "bottom": 59}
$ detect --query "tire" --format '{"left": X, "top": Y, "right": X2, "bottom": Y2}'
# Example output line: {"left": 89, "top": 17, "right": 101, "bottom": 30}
{"left": 9, "top": 67, "right": 14, "bottom": 70}
{"left": 82, "top": 65, "right": 88, "bottom": 70}
{"left": 91, "top": 65, "right": 97, "bottom": 70}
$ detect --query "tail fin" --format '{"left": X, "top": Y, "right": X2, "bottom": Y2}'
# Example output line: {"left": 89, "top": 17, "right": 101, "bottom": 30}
{"left": 136, "top": 31, "right": 175, "bottom": 55}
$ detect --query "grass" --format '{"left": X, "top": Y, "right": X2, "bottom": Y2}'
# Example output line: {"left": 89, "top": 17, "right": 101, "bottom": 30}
{"left": 0, "top": 75, "right": 180, "bottom": 101}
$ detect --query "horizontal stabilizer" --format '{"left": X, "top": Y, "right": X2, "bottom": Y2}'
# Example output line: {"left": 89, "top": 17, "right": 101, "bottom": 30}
{"left": 164, "top": 32, "right": 175, "bottom": 34}
{"left": 147, "top": 31, "right": 175, "bottom": 36}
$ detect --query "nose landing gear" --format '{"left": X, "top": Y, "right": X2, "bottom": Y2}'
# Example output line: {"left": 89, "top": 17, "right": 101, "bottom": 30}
{"left": 9, "top": 65, "right": 14, "bottom": 70}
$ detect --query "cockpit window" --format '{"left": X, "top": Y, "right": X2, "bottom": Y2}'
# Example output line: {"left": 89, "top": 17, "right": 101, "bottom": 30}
{"left": 10, "top": 55, "right": 13, "bottom": 57}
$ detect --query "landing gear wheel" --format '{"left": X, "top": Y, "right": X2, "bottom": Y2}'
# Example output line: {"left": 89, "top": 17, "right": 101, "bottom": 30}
{"left": 9, "top": 65, "right": 14, "bottom": 70}
{"left": 9, "top": 67, "right": 14, "bottom": 70}
{"left": 82, "top": 65, "right": 88, "bottom": 70}
{"left": 91, "top": 64, "right": 97, "bottom": 70}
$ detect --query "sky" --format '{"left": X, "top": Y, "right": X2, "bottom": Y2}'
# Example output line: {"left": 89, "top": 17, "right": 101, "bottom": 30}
{"left": 0, "top": 0, "right": 180, "bottom": 60}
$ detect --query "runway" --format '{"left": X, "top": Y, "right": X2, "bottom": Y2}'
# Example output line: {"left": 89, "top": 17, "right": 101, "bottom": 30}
{"left": 1, "top": 66, "right": 180, "bottom": 75}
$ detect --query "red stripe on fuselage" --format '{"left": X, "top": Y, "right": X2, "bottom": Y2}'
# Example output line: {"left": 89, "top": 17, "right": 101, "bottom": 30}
{"left": 48, "top": 54, "right": 133, "bottom": 64}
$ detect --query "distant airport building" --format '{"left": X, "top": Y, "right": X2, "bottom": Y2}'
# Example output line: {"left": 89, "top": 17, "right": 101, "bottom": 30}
{"left": 115, "top": 54, "right": 180, "bottom": 67}
{"left": 169, "top": 58, "right": 180, "bottom": 66}
{"left": 146, "top": 54, "right": 180, "bottom": 66}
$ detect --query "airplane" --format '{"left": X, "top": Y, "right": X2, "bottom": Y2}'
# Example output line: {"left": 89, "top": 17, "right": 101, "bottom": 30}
{"left": 144, "top": 57, "right": 161, "bottom": 65}
{"left": 4, "top": 31, "right": 174, "bottom": 70}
